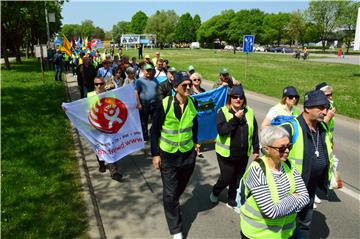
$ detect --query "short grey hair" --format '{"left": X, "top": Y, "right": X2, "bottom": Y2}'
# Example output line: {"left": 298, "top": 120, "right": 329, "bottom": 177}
{"left": 260, "top": 126, "right": 290, "bottom": 147}
{"left": 190, "top": 72, "right": 202, "bottom": 81}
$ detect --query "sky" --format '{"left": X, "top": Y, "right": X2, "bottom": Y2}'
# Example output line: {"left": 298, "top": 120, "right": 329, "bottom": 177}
{"left": 62, "top": 0, "right": 310, "bottom": 31}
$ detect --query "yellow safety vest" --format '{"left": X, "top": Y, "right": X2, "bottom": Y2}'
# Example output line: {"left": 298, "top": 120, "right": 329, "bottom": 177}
{"left": 159, "top": 96, "right": 197, "bottom": 153}
{"left": 240, "top": 157, "right": 296, "bottom": 239}
{"left": 273, "top": 103, "right": 299, "bottom": 117}
{"left": 285, "top": 119, "right": 334, "bottom": 182}
{"left": 215, "top": 106, "right": 255, "bottom": 157}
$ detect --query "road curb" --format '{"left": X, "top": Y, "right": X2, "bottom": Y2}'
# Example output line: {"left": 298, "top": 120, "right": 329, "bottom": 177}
{"left": 64, "top": 73, "right": 106, "bottom": 239}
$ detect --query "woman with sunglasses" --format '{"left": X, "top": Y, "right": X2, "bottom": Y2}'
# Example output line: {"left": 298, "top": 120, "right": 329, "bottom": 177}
{"left": 261, "top": 86, "right": 300, "bottom": 129}
{"left": 190, "top": 72, "right": 206, "bottom": 95}
{"left": 210, "top": 85, "right": 260, "bottom": 209}
{"left": 240, "top": 126, "right": 309, "bottom": 239}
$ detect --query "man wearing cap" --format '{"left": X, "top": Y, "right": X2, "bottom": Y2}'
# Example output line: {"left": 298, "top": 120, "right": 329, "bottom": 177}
{"left": 97, "top": 60, "right": 113, "bottom": 82}
{"left": 151, "top": 71, "right": 199, "bottom": 239}
{"left": 152, "top": 51, "right": 161, "bottom": 66}
{"left": 281, "top": 90, "right": 333, "bottom": 239}
{"left": 187, "top": 65, "right": 195, "bottom": 76}
{"left": 77, "top": 56, "right": 97, "bottom": 98}
{"left": 144, "top": 54, "right": 152, "bottom": 66}
{"left": 159, "top": 67, "right": 177, "bottom": 100}
{"left": 135, "top": 63, "right": 160, "bottom": 141}
{"left": 213, "top": 68, "right": 240, "bottom": 89}
{"left": 123, "top": 66, "right": 137, "bottom": 89}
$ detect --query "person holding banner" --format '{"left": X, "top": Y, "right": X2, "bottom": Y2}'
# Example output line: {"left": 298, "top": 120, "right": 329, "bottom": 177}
{"left": 151, "top": 71, "right": 199, "bottom": 239}
{"left": 87, "top": 76, "right": 123, "bottom": 182}
{"left": 210, "top": 85, "right": 259, "bottom": 209}
{"left": 212, "top": 68, "right": 240, "bottom": 89}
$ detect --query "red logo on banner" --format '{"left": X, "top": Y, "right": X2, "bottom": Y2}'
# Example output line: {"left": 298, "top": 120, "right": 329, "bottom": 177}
{"left": 88, "top": 98, "right": 128, "bottom": 134}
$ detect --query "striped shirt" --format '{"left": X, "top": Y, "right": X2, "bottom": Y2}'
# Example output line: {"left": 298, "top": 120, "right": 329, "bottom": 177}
{"left": 245, "top": 164, "right": 309, "bottom": 219}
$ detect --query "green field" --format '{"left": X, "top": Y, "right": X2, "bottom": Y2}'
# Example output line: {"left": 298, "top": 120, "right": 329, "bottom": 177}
{"left": 126, "top": 48, "right": 360, "bottom": 119}
{"left": 1, "top": 59, "right": 89, "bottom": 238}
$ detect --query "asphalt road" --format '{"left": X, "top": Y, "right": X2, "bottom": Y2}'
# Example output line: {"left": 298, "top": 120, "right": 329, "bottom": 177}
{"left": 66, "top": 73, "right": 359, "bottom": 239}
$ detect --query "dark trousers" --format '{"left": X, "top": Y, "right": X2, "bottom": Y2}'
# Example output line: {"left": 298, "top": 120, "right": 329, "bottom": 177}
{"left": 212, "top": 154, "right": 248, "bottom": 201}
{"left": 296, "top": 180, "right": 317, "bottom": 239}
{"left": 139, "top": 102, "right": 157, "bottom": 140}
{"left": 96, "top": 155, "right": 118, "bottom": 176}
{"left": 55, "top": 64, "right": 62, "bottom": 81}
{"left": 160, "top": 159, "right": 195, "bottom": 235}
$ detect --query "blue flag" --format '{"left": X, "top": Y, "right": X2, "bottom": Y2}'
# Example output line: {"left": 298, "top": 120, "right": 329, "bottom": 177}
{"left": 192, "top": 86, "right": 228, "bottom": 143}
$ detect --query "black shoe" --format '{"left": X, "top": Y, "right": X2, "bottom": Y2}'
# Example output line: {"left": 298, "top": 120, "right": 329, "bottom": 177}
{"left": 198, "top": 152, "right": 204, "bottom": 158}
{"left": 111, "top": 173, "right": 123, "bottom": 182}
{"left": 227, "top": 199, "right": 237, "bottom": 208}
{"left": 99, "top": 164, "right": 106, "bottom": 173}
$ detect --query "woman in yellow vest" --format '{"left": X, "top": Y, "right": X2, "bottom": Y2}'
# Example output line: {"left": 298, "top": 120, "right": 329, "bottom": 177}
{"left": 240, "top": 126, "right": 309, "bottom": 239}
{"left": 261, "top": 86, "right": 300, "bottom": 129}
{"left": 210, "top": 85, "right": 259, "bottom": 209}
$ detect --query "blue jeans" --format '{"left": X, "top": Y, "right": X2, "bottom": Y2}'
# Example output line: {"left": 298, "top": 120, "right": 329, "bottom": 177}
{"left": 55, "top": 64, "right": 62, "bottom": 81}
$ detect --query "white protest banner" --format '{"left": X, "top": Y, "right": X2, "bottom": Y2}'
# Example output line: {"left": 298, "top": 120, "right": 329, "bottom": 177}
{"left": 62, "top": 85, "right": 144, "bottom": 163}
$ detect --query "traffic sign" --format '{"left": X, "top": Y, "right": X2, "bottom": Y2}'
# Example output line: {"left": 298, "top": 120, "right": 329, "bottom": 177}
{"left": 243, "top": 35, "right": 255, "bottom": 53}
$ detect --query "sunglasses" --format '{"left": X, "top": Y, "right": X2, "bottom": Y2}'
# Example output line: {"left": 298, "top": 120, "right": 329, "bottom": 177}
{"left": 95, "top": 82, "right": 105, "bottom": 86}
{"left": 181, "top": 83, "right": 192, "bottom": 89}
{"left": 231, "top": 95, "right": 244, "bottom": 100}
{"left": 269, "top": 144, "right": 293, "bottom": 154}
{"left": 325, "top": 93, "right": 332, "bottom": 97}
{"left": 287, "top": 96, "right": 299, "bottom": 100}
{"left": 192, "top": 78, "right": 201, "bottom": 82}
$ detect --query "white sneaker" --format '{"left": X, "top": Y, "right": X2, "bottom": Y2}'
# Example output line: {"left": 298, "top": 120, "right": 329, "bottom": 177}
{"left": 172, "top": 232, "right": 183, "bottom": 239}
{"left": 313, "top": 203, "right": 317, "bottom": 209}
{"left": 209, "top": 192, "right": 219, "bottom": 204}
{"left": 314, "top": 195, "right": 321, "bottom": 204}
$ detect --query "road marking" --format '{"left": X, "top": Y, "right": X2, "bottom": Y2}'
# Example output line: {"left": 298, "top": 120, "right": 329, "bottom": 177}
{"left": 339, "top": 186, "right": 360, "bottom": 201}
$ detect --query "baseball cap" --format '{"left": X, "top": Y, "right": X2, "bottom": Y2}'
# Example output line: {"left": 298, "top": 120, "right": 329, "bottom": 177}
{"left": 173, "top": 71, "right": 191, "bottom": 87}
{"left": 229, "top": 85, "right": 245, "bottom": 97}
{"left": 168, "top": 67, "right": 177, "bottom": 72}
{"left": 144, "top": 64, "right": 154, "bottom": 70}
{"left": 188, "top": 65, "right": 195, "bottom": 72}
{"left": 315, "top": 82, "right": 329, "bottom": 91}
{"left": 219, "top": 68, "right": 229, "bottom": 74}
{"left": 145, "top": 54, "right": 150, "bottom": 59}
{"left": 282, "top": 86, "right": 299, "bottom": 97}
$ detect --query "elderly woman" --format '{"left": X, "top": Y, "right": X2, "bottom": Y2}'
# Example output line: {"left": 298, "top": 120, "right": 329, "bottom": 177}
{"left": 261, "top": 86, "right": 300, "bottom": 129}
{"left": 240, "top": 126, "right": 309, "bottom": 239}
{"left": 210, "top": 85, "right": 259, "bottom": 208}
{"left": 190, "top": 72, "right": 206, "bottom": 95}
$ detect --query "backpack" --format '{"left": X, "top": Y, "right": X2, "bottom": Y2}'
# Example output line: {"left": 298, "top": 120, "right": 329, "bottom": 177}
{"left": 236, "top": 157, "right": 266, "bottom": 209}
{"left": 271, "top": 115, "right": 299, "bottom": 144}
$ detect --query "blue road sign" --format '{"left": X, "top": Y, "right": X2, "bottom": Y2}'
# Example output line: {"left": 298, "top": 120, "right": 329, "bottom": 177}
{"left": 243, "top": 35, "right": 255, "bottom": 53}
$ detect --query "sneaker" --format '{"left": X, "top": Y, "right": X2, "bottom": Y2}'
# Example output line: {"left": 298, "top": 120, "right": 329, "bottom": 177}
{"left": 99, "top": 164, "right": 106, "bottom": 173}
{"left": 226, "top": 200, "right": 237, "bottom": 209}
{"left": 111, "top": 173, "right": 123, "bottom": 182}
{"left": 313, "top": 203, "right": 317, "bottom": 209}
{"left": 172, "top": 232, "right": 183, "bottom": 239}
{"left": 197, "top": 152, "right": 204, "bottom": 158}
{"left": 314, "top": 195, "right": 321, "bottom": 204}
{"left": 209, "top": 192, "right": 219, "bottom": 204}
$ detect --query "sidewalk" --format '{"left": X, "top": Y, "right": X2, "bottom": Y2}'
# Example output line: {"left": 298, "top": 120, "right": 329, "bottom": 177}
{"left": 64, "top": 73, "right": 240, "bottom": 239}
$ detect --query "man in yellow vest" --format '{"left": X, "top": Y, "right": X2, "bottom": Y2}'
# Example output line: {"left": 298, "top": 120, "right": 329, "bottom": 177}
{"left": 87, "top": 77, "right": 123, "bottom": 182}
{"left": 151, "top": 71, "right": 199, "bottom": 239}
{"left": 282, "top": 90, "right": 333, "bottom": 239}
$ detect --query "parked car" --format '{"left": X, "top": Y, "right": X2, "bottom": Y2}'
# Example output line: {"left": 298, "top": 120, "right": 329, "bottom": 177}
{"left": 281, "top": 47, "right": 294, "bottom": 53}
{"left": 255, "top": 46, "right": 265, "bottom": 52}
{"left": 190, "top": 42, "right": 200, "bottom": 49}
{"left": 224, "top": 45, "right": 234, "bottom": 50}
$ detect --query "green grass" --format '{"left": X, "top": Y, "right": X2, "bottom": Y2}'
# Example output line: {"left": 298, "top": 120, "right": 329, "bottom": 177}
{"left": 124, "top": 48, "right": 360, "bottom": 119}
{"left": 1, "top": 59, "right": 89, "bottom": 238}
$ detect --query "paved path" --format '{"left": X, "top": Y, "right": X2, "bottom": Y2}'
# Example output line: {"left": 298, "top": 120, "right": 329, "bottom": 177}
{"left": 64, "top": 73, "right": 359, "bottom": 239}
{"left": 308, "top": 54, "right": 360, "bottom": 65}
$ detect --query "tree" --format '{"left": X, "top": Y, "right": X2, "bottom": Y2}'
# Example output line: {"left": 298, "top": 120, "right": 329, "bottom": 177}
{"left": 227, "top": 9, "right": 265, "bottom": 52}
{"left": 1, "top": 1, "right": 63, "bottom": 69}
{"left": 129, "top": 11, "right": 148, "bottom": 34}
{"left": 112, "top": 21, "right": 130, "bottom": 43}
{"left": 144, "top": 10, "right": 178, "bottom": 48}
{"left": 61, "top": 24, "right": 81, "bottom": 40}
{"left": 306, "top": 0, "right": 344, "bottom": 52}
{"left": 193, "top": 14, "right": 201, "bottom": 35}
{"left": 174, "top": 13, "right": 194, "bottom": 43}
{"left": 337, "top": 1, "right": 359, "bottom": 53}
{"left": 80, "top": 20, "right": 96, "bottom": 38}
{"left": 262, "top": 13, "right": 290, "bottom": 46}
{"left": 287, "top": 10, "right": 307, "bottom": 46}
